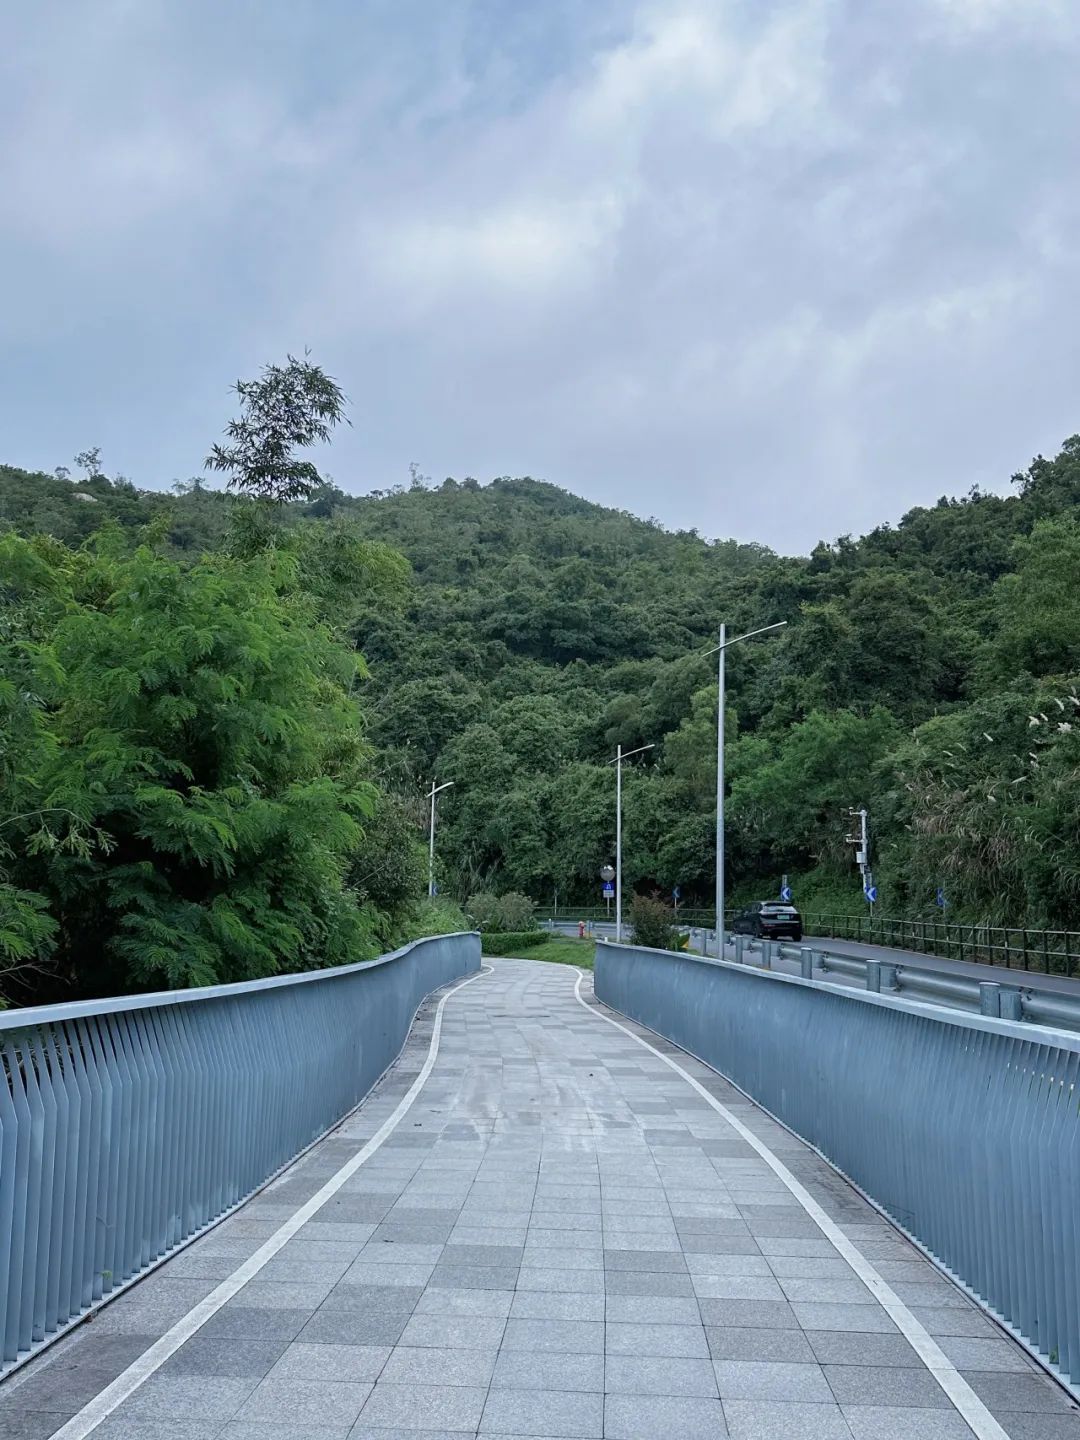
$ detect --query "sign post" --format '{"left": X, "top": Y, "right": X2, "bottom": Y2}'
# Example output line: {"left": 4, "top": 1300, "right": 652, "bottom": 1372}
{"left": 600, "top": 865, "right": 615, "bottom": 922}
{"left": 847, "top": 808, "right": 873, "bottom": 919}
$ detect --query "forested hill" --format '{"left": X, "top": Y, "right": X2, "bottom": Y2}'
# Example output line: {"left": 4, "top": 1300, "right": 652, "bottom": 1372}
{"left": 3, "top": 437, "right": 1080, "bottom": 944}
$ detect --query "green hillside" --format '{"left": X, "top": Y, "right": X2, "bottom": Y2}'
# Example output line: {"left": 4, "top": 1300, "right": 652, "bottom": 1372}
{"left": 2, "top": 428, "right": 1079, "bottom": 1005}
{"left": 339, "top": 457, "right": 1080, "bottom": 929}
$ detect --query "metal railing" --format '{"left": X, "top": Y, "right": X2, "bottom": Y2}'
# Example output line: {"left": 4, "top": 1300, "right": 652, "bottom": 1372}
{"left": 597, "top": 940, "right": 1080, "bottom": 1390}
{"left": 724, "top": 936, "right": 1080, "bottom": 1031}
{"left": 804, "top": 913, "right": 1080, "bottom": 977}
{"left": 550, "top": 916, "right": 1080, "bottom": 1031}
{"left": 538, "top": 906, "right": 717, "bottom": 927}
{"left": 0, "top": 931, "right": 479, "bottom": 1372}
{"left": 541, "top": 907, "right": 1080, "bottom": 978}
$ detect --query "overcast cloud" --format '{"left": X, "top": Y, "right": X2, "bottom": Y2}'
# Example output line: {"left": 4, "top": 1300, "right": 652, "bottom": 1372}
{"left": 2, "top": 0, "right": 1078, "bottom": 551}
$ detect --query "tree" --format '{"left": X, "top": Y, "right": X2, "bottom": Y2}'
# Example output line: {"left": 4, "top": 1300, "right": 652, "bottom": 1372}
{"left": 881, "top": 686, "right": 1080, "bottom": 925}
{"left": 74, "top": 447, "right": 104, "bottom": 481}
{"left": 6, "top": 413, "right": 1080, "bottom": 937}
{"left": 205, "top": 353, "right": 348, "bottom": 503}
{"left": 728, "top": 708, "right": 899, "bottom": 875}
{"left": 0, "top": 535, "right": 67, "bottom": 986}
{"left": 348, "top": 791, "right": 427, "bottom": 931}
{"left": 0, "top": 530, "right": 382, "bottom": 1000}
{"left": 987, "top": 518, "right": 1080, "bottom": 681}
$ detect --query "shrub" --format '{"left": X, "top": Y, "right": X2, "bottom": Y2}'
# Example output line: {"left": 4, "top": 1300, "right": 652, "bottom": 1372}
{"left": 465, "top": 892, "right": 502, "bottom": 931}
{"left": 480, "top": 929, "right": 548, "bottom": 955}
{"left": 393, "top": 897, "right": 469, "bottom": 944}
{"left": 628, "top": 893, "right": 679, "bottom": 951}
{"left": 496, "top": 892, "right": 536, "bottom": 932}
{"left": 466, "top": 891, "right": 538, "bottom": 933}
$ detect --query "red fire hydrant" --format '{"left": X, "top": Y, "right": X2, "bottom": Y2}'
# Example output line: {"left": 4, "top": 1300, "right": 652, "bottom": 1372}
{"left": 578, "top": 920, "right": 586, "bottom": 939}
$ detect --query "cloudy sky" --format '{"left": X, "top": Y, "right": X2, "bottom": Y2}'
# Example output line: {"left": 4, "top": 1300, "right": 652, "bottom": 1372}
{"left": 2, "top": 0, "right": 1078, "bottom": 552}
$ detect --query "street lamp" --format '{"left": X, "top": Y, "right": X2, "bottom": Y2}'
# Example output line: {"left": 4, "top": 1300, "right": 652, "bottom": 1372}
{"left": 608, "top": 743, "right": 655, "bottom": 942}
{"left": 704, "top": 622, "right": 787, "bottom": 955}
{"left": 426, "top": 780, "right": 454, "bottom": 899}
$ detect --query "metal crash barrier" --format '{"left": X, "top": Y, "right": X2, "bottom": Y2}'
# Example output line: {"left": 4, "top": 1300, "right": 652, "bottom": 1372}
{"left": 0, "top": 932, "right": 480, "bottom": 1371}
{"left": 693, "top": 932, "right": 1080, "bottom": 1033}
{"left": 596, "top": 940, "right": 1080, "bottom": 1389}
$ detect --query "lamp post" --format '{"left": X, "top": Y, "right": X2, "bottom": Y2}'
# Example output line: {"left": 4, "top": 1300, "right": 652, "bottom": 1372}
{"left": 705, "top": 622, "right": 787, "bottom": 956}
{"left": 426, "top": 780, "right": 454, "bottom": 899}
{"left": 610, "top": 743, "right": 655, "bottom": 942}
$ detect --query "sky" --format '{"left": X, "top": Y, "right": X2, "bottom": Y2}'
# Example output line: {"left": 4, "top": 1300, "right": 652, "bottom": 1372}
{"left": 2, "top": 0, "right": 1079, "bottom": 553}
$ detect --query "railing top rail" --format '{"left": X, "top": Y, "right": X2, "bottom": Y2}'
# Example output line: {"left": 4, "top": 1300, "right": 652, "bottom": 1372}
{"left": 598, "top": 937, "right": 1080, "bottom": 1051}
{"left": 0, "top": 930, "right": 478, "bottom": 1032}
{"left": 805, "top": 913, "right": 1080, "bottom": 939}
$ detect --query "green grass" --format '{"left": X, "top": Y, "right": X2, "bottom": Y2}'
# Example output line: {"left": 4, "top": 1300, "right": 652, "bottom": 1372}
{"left": 490, "top": 934, "right": 595, "bottom": 968}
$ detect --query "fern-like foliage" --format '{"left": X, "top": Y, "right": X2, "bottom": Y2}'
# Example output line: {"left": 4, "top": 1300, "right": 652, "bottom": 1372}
{"left": 0, "top": 527, "right": 394, "bottom": 1002}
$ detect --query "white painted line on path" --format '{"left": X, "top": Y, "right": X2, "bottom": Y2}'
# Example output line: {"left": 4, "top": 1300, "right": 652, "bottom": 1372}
{"left": 50, "top": 964, "right": 490, "bottom": 1440}
{"left": 574, "top": 968, "right": 1010, "bottom": 1440}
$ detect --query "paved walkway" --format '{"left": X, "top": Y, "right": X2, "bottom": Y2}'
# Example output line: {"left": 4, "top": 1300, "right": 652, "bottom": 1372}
{"left": 2, "top": 959, "right": 1075, "bottom": 1440}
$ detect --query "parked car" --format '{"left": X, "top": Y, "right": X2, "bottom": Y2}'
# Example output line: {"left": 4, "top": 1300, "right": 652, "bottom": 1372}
{"left": 733, "top": 900, "right": 803, "bottom": 942}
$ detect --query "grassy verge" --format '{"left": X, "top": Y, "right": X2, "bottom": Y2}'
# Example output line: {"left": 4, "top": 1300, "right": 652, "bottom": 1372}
{"left": 488, "top": 934, "right": 596, "bottom": 968}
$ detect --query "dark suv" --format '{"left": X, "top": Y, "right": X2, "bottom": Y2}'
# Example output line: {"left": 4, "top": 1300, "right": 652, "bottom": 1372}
{"left": 733, "top": 901, "right": 803, "bottom": 942}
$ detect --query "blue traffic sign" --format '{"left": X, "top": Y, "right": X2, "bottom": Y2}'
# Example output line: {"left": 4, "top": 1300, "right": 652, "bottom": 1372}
{"left": 935, "top": 888, "right": 947, "bottom": 908}
{"left": 602, "top": 883, "right": 614, "bottom": 899}
{"left": 864, "top": 885, "right": 878, "bottom": 903}
{"left": 780, "top": 885, "right": 792, "bottom": 902}
{"left": 673, "top": 886, "right": 681, "bottom": 901}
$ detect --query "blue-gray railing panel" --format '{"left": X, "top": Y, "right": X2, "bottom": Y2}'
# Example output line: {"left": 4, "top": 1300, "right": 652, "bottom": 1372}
{"left": 595, "top": 942, "right": 1080, "bottom": 1388}
{"left": 0, "top": 932, "right": 479, "bottom": 1370}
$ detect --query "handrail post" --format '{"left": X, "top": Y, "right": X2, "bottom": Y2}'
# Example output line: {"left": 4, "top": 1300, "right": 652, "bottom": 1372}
{"left": 999, "top": 987, "right": 1023, "bottom": 1022}
{"left": 980, "top": 982, "right": 1001, "bottom": 1017}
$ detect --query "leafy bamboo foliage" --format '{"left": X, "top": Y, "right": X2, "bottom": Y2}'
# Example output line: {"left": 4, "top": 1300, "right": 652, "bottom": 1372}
{"left": 0, "top": 524, "right": 407, "bottom": 1000}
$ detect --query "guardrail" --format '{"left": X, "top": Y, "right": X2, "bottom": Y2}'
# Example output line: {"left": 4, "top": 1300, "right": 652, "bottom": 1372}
{"left": 730, "top": 935, "right": 1080, "bottom": 1030}
{"left": 0, "top": 931, "right": 480, "bottom": 1373}
{"left": 596, "top": 940, "right": 1080, "bottom": 1390}
{"left": 804, "top": 913, "right": 1080, "bottom": 977}
{"left": 558, "top": 919, "right": 1080, "bottom": 1031}
{"left": 540, "top": 907, "right": 1080, "bottom": 978}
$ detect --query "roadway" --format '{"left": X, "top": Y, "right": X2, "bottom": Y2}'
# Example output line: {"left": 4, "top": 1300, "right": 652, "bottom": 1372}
{"left": 1, "top": 959, "right": 1067, "bottom": 1439}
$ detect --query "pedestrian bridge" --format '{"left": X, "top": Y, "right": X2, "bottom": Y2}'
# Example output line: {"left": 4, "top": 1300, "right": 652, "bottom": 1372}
{"left": 1, "top": 947, "right": 1077, "bottom": 1438}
